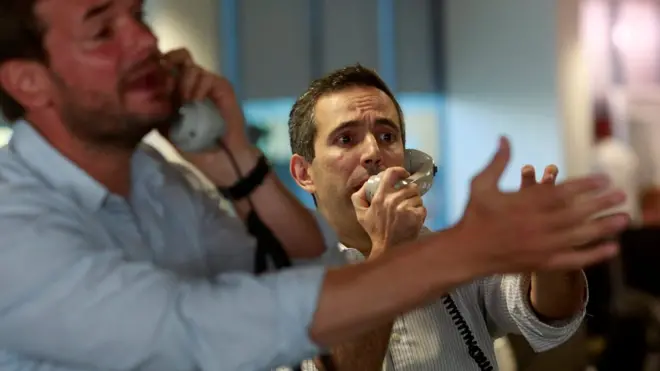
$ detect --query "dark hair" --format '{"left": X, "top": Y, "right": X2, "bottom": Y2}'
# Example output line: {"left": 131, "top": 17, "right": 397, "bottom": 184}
{"left": 0, "top": 0, "right": 48, "bottom": 122}
{"left": 288, "top": 64, "right": 405, "bottom": 161}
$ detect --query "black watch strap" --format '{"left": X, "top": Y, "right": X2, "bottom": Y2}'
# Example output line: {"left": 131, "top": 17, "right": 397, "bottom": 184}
{"left": 218, "top": 154, "right": 270, "bottom": 200}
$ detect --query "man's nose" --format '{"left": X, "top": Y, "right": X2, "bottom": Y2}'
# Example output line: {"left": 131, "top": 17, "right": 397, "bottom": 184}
{"left": 360, "top": 135, "right": 382, "bottom": 172}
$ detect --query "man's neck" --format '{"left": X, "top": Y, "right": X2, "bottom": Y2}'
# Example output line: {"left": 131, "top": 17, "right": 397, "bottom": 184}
{"left": 71, "top": 145, "right": 134, "bottom": 197}
{"left": 318, "top": 206, "right": 373, "bottom": 256}
{"left": 339, "top": 231, "right": 373, "bottom": 257}
{"left": 33, "top": 122, "right": 135, "bottom": 197}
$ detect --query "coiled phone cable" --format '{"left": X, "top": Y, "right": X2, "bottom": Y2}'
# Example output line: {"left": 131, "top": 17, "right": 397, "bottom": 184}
{"left": 442, "top": 294, "right": 494, "bottom": 371}
{"left": 219, "top": 142, "right": 336, "bottom": 371}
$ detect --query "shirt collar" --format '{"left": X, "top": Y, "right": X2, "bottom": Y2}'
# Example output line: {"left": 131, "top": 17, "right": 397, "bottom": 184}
{"left": 9, "top": 121, "right": 164, "bottom": 211}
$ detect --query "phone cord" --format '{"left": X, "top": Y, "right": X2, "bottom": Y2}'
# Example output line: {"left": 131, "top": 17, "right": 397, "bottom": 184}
{"left": 442, "top": 295, "right": 494, "bottom": 371}
{"left": 219, "top": 143, "right": 336, "bottom": 371}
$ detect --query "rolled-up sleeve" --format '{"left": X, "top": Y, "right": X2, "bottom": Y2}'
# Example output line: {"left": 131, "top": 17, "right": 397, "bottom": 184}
{"left": 480, "top": 273, "right": 588, "bottom": 352}
{"left": 0, "top": 190, "right": 326, "bottom": 371}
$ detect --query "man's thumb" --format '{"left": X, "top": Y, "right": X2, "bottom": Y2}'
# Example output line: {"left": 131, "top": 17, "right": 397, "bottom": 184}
{"left": 475, "top": 137, "right": 511, "bottom": 188}
{"left": 351, "top": 182, "right": 370, "bottom": 209}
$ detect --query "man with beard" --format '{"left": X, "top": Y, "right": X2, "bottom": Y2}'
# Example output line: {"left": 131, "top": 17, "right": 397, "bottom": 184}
{"left": 287, "top": 65, "right": 607, "bottom": 370}
{"left": 0, "top": 1, "right": 629, "bottom": 370}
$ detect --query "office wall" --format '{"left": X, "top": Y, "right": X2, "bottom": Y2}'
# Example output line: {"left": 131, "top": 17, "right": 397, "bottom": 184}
{"left": 229, "top": 0, "right": 448, "bottom": 228}
{"left": 221, "top": 0, "right": 439, "bottom": 99}
{"left": 443, "top": 0, "right": 589, "bottom": 222}
{"left": 145, "top": 0, "right": 220, "bottom": 73}
{"left": 0, "top": 1, "right": 594, "bottom": 228}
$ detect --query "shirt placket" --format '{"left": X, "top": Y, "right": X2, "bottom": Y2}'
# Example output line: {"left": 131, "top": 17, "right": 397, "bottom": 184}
{"left": 388, "top": 317, "right": 417, "bottom": 370}
{"left": 102, "top": 195, "right": 153, "bottom": 262}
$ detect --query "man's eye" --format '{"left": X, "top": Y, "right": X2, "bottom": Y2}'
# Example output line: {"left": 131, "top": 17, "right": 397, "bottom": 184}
{"left": 380, "top": 133, "right": 395, "bottom": 142}
{"left": 338, "top": 135, "right": 352, "bottom": 145}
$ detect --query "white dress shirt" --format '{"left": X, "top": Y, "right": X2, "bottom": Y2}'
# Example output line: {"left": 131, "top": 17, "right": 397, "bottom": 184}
{"left": 0, "top": 122, "right": 345, "bottom": 371}
{"left": 296, "top": 228, "right": 588, "bottom": 371}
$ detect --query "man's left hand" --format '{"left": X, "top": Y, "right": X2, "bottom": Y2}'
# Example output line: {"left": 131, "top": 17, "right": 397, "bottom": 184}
{"left": 520, "top": 164, "right": 587, "bottom": 320}
{"left": 161, "top": 48, "right": 256, "bottom": 186}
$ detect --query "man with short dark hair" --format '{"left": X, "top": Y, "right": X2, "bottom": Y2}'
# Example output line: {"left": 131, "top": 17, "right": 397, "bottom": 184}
{"left": 0, "top": 1, "right": 629, "bottom": 370}
{"left": 287, "top": 65, "right": 608, "bottom": 370}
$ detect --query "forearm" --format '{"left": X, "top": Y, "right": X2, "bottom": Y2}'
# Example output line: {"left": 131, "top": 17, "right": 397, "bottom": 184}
{"left": 215, "top": 145, "right": 325, "bottom": 259}
{"left": 1, "top": 235, "right": 329, "bottom": 370}
{"left": 310, "top": 228, "right": 480, "bottom": 347}
{"left": 530, "top": 270, "right": 586, "bottom": 320}
{"left": 316, "top": 323, "right": 393, "bottom": 371}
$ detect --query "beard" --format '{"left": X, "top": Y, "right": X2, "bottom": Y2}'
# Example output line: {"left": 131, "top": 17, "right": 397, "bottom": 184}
{"left": 61, "top": 100, "right": 179, "bottom": 150}
{"left": 52, "top": 72, "right": 180, "bottom": 151}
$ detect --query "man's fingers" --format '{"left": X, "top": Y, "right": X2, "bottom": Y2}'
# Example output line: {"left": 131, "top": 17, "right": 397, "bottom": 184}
{"left": 551, "top": 190, "right": 627, "bottom": 228}
{"left": 161, "top": 48, "right": 194, "bottom": 69}
{"left": 553, "top": 213, "right": 629, "bottom": 248}
{"left": 382, "top": 167, "right": 411, "bottom": 189}
{"left": 390, "top": 185, "right": 424, "bottom": 209}
{"left": 471, "top": 137, "right": 511, "bottom": 192}
{"left": 550, "top": 174, "right": 611, "bottom": 206}
{"left": 351, "top": 183, "right": 370, "bottom": 209}
{"left": 520, "top": 165, "right": 537, "bottom": 188}
{"left": 542, "top": 164, "right": 559, "bottom": 185}
{"left": 191, "top": 75, "right": 216, "bottom": 101}
{"left": 542, "top": 242, "right": 619, "bottom": 271}
{"left": 179, "top": 65, "right": 203, "bottom": 101}
{"left": 371, "top": 167, "right": 410, "bottom": 203}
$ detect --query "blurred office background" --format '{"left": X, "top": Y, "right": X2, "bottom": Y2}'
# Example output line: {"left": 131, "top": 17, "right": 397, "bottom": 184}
{"left": 2, "top": 0, "right": 651, "bottom": 228}
{"left": 4, "top": 0, "right": 660, "bottom": 226}
{"left": 4, "top": 0, "right": 660, "bottom": 369}
{"left": 143, "top": 0, "right": 583, "bottom": 232}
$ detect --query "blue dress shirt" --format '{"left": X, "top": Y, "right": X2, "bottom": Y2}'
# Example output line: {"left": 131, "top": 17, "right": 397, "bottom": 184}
{"left": 0, "top": 122, "right": 342, "bottom": 371}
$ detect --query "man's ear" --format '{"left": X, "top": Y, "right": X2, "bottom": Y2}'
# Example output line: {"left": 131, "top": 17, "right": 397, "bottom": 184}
{"left": 290, "top": 154, "right": 316, "bottom": 193}
{"left": 0, "top": 60, "right": 51, "bottom": 112}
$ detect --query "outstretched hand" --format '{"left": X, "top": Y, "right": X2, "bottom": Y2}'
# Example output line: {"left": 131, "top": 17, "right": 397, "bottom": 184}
{"left": 458, "top": 137, "right": 628, "bottom": 275}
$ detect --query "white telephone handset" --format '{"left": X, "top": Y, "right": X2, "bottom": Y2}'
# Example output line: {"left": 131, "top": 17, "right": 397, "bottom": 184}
{"left": 364, "top": 149, "right": 437, "bottom": 203}
{"left": 168, "top": 101, "right": 225, "bottom": 152}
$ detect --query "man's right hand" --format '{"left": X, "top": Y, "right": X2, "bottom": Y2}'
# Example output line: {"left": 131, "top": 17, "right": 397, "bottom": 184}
{"left": 352, "top": 168, "right": 427, "bottom": 257}
{"left": 459, "top": 137, "right": 629, "bottom": 274}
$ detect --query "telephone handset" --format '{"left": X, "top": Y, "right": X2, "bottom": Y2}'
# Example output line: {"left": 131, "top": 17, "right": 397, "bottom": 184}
{"left": 168, "top": 100, "right": 226, "bottom": 152}
{"left": 165, "top": 62, "right": 226, "bottom": 152}
{"left": 364, "top": 149, "right": 438, "bottom": 203}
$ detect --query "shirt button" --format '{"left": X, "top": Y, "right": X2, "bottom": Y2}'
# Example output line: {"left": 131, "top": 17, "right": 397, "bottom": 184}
{"left": 390, "top": 333, "right": 402, "bottom": 343}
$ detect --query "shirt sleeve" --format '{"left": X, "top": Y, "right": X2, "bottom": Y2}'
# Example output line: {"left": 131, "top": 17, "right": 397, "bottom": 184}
{"left": 178, "top": 155, "right": 346, "bottom": 273}
{"left": 479, "top": 273, "right": 588, "bottom": 352}
{"left": 0, "top": 186, "right": 326, "bottom": 371}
